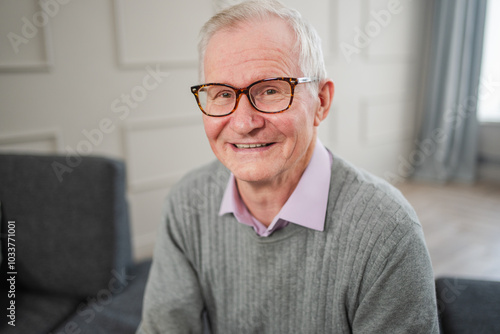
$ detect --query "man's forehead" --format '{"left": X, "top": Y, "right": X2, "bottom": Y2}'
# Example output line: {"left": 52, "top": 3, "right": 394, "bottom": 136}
{"left": 209, "top": 17, "right": 295, "bottom": 50}
{"left": 204, "top": 17, "right": 299, "bottom": 83}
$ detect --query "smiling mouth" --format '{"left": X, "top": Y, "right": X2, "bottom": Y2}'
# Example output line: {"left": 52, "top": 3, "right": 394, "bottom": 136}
{"left": 233, "top": 143, "right": 273, "bottom": 149}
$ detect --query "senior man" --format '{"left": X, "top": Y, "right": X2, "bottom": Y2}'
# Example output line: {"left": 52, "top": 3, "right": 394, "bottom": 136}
{"left": 138, "top": 1, "right": 439, "bottom": 333}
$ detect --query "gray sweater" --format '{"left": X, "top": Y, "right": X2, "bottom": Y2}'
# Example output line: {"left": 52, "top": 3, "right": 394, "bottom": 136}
{"left": 138, "top": 155, "right": 440, "bottom": 333}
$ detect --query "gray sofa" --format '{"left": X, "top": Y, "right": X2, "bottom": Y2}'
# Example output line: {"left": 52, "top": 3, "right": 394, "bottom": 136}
{"left": 4, "top": 154, "right": 499, "bottom": 334}
{"left": 436, "top": 276, "right": 500, "bottom": 334}
{"left": 0, "top": 154, "right": 151, "bottom": 334}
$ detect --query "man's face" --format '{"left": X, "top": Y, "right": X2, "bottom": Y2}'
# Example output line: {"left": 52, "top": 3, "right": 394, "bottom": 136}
{"left": 202, "top": 17, "right": 323, "bottom": 186}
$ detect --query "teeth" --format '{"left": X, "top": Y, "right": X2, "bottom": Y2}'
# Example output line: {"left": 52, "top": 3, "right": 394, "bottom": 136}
{"left": 235, "top": 143, "right": 269, "bottom": 149}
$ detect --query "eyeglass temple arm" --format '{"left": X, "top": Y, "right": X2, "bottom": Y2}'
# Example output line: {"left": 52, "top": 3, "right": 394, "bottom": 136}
{"left": 297, "top": 77, "right": 320, "bottom": 84}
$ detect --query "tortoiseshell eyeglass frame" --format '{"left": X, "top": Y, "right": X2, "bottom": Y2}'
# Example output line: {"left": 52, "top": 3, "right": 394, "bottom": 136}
{"left": 190, "top": 77, "right": 316, "bottom": 117}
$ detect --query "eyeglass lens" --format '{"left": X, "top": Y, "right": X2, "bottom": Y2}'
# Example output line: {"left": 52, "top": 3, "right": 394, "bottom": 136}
{"left": 197, "top": 80, "right": 292, "bottom": 116}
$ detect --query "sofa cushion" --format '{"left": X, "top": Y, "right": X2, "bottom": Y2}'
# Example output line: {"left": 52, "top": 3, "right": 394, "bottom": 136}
{"left": 0, "top": 286, "right": 80, "bottom": 334}
{"left": 0, "top": 201, "right": 3, "bottom": 267}
{"left": 53, "top": 260, "right": 152, "bottom": 334}
{"left": 436, "top": 277, "right": 500, "bottom": 334}
{"left": 0, "top": 154, "right": 132, "bottom": 298}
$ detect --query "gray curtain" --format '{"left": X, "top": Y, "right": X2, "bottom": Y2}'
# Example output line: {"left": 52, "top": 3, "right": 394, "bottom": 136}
{"left": 412, "top": 0, "right": 488, "bottom": 183}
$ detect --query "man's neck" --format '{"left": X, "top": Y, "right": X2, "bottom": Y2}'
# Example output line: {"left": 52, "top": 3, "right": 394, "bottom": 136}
{"left": 236, "top": 179, "right": 294, "bottom": 227}
{"left": 235, "top": 141, "right": 316, "bottom": 227}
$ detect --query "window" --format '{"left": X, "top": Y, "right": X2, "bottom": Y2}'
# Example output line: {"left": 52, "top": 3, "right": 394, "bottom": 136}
{"left": 477, "top": 0, "right": 500, "bottom": 122}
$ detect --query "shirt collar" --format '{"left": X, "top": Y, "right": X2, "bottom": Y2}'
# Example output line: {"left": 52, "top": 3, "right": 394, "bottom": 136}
{"left": 219, "top": 139, "right": 332, "bottom": 233}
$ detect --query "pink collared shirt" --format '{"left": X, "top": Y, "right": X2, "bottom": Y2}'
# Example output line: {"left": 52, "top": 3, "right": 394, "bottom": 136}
{"left": 219, "top": 139, "right": 332, "bottom": 237}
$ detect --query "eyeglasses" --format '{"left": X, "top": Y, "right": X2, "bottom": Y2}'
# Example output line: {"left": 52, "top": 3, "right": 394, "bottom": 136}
{"left": 190, "top": 77, "right": 316, "bottom": 117}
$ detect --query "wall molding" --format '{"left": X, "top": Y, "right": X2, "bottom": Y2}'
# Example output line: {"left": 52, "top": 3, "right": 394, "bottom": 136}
{"left": 123, "top": 114, "right": 200, "bottom": 132}
{"left": 326, "top": 0, "right": 339, "bottom": 62}
{"left": 0, "top": 0, "right": 54, "bottom": 72}
{"left": 0, "top": 128, "right": 63, "bottom": 153}
{"left": 113, "top": 0, "right": 209, "bottom": 70}
{"left": 123, "top": 114, "right": 207, "bottom": 193}
{"left": 128, "top": 170, "right": 186, "bottom": 193}
{"left": 361, "top": 0, "right": 424, "bottom": 64}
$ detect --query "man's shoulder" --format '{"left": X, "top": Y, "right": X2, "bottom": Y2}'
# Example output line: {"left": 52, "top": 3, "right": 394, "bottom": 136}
{"left": 329, "top": 154, "right": 419, "bottom": 227}
{"left": 327, "top": 154, "right": 426, "bottom": 266}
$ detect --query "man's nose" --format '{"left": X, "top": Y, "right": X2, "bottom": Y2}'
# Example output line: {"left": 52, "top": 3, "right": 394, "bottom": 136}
{"left": 229, "top": 94, "right": 265, "bottom": 134}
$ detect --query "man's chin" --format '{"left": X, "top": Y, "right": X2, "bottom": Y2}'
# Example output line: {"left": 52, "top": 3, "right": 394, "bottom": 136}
{"left": 230, "top": 166, "right": 273, "bottom": 184}
{"left": 233, "top": 172, "right": 265, "bottom": 184}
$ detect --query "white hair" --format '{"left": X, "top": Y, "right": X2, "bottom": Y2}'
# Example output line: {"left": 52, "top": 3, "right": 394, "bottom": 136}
{"left": 197, "top": 0, "right": 327, "bottom": 91}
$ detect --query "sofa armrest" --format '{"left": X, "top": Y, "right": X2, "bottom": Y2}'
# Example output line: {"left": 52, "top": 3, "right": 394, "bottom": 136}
{"left": 0, "top": 154, "right": 132, "bottom": 298}
{"left": 436, "top": 277, "right": 500, "bottom": 334}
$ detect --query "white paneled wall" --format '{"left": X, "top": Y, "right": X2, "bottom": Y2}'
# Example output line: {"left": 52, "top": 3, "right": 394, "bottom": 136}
{"left": 332, "top": 0, "right": 431, "bottom": 181}
{"left": 115, "top": 0, "right": 212, "bottom": 68}
{"left": 0, "top": 0, "right": 431, "bottom": 259}
{"left": 0, "top": 0, "right": 53, "bottom": 70}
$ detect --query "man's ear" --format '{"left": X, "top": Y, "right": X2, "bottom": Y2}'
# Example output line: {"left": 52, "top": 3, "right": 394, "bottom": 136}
{"left": 314, "top": 79, "right": 334, "bottom": 126}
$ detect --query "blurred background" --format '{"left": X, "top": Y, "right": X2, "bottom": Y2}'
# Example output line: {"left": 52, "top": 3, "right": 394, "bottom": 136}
{"left": 0, "top": 0, "right": 499, "bottom": 278}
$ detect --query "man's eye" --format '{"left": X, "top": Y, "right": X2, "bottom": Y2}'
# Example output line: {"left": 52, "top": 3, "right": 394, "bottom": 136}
{"left": 264, "top": 89, "right": 278, "bottom": 95}
{"left": 256, "top": 85, "right": 283, "bottom": 96}
{"left": 216, "top": 91, "right": 234, "bottom": 99}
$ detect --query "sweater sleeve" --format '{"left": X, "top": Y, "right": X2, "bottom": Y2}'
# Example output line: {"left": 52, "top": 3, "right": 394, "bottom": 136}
{"left": 351, "top": 220, "right": 440, "bottom": 334}
{"left": 136, "top": 199, "right": 205, "bottom": 334}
